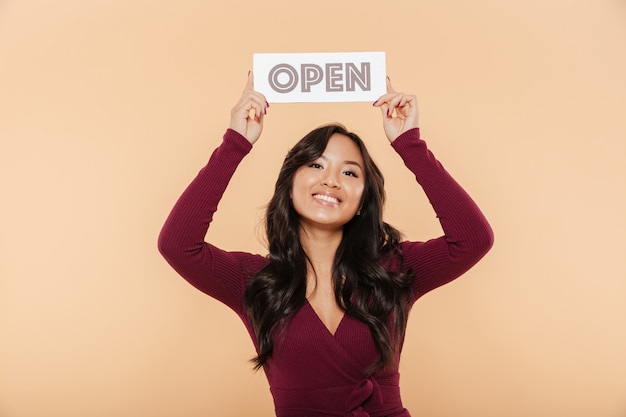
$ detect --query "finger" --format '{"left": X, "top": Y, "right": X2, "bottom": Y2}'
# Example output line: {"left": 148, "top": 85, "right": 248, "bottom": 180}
{"left": 372, "top": 92, "right": 402, "bottom": 108}
{"left": 386, "top": 93, "right": 406, "bottom": 112}
{"left": 245, "top": 70, "right": 254, "bottom": 91}
{"left": 245, "top": 72, "right": 270, "bottom": 107}
{"left": 252, "top": 92, "right": 269, "bottom": 116}
{"left": 397, "top": 94, "right": 418, "bottom": 115}
{"left": 240, "top": 90, "right": 269, "bottom": 116}
{"left": 396, "top": 94, "right": 416, "bottom": 110}
{"left": 245, "top": 85, "right": 269, "bottom": 111}
{"left": 241, "top": 71, "right": 264, "bottom": 109}
{"left": 245, "top": 89, "right": 266, "bottom": 107}
{"left": 378, "top": 102, "right": 389, "bottom": 118}
{"left": 372, "top": 76, "right": 396, "bottom": 106}
{"left": 247, "top": 100, "right": 264, "bottom": 119}
{"left": 233, "top": 101, "right": 263, "bottom": 122}
{"left": 386, "top": 76, "right": 396, "bottom": 93}
{"left": 234, "top": 95, "right": 261, "bottom": 115}
{"left": 379, "top": 101, "right": 400, "bottom": 119}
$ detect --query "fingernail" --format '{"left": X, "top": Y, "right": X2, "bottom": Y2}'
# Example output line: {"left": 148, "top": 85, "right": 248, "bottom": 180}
{"left": 372, "top": 100, "right": 378, "bottom": 106}
{"left": 386, "top": 76, "right": 390, "bottom": 81}
{"left": 266, "top": 101, "right": 270, "bottom": 107}
{"left": 386, "top": 108, "right": 390, "bottom": 116}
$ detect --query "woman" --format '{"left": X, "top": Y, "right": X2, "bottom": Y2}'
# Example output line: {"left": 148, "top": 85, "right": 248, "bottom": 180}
{"left": 158, "top": 72, "right": 493, "bottom": 417}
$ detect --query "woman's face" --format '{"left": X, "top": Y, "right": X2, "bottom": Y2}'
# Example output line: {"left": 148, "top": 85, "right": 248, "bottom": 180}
{"left": 291, "top": 133, "right": 366, "bottom": 232}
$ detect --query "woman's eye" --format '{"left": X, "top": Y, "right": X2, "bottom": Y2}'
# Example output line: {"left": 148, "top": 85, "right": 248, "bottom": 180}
{"left": 343, "top": 170, "right": 358, "bottom": 178}
{"left": 309, "top": 163, "right": 323, "bottom": 169}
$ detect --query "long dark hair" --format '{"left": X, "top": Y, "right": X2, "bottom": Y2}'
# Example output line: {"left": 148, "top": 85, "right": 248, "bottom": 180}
{"left": 244, "top": 124, "right": 413, "bottom": 373}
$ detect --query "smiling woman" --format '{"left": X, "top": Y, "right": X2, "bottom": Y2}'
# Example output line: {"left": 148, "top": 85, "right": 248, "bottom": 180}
{"left": 157, "top": 71, "right": 493, "bottom": 417}
{"left": 2, "top": 0, "right": 626, "bottom": 415}
{"left": 291, "top": 132, "right": 365, "bottom": 231}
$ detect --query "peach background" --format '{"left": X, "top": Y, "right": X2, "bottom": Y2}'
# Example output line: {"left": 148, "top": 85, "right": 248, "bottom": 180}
{"left": 1, "top": 1, "right": 625, "bottom": 416}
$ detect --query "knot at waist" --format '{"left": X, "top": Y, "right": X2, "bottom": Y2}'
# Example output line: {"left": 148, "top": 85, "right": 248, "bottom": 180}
{"left": 345, "top": 378, "right": 378, "bottom": 417}
{"left": 272, "top": 374, "right": 405, "bottom": 417}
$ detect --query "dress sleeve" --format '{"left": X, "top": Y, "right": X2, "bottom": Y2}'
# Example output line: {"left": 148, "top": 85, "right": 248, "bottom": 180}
{"left": 157, "top": 129, "right": 268, "bottom": 314}
{"left": 390, "top": 128, "right": 494, "bottom": 302}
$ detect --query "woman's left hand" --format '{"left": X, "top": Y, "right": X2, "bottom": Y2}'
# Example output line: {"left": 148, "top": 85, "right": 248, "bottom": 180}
{"left": 373, "top": 77, "right": 419, "bottom": 142}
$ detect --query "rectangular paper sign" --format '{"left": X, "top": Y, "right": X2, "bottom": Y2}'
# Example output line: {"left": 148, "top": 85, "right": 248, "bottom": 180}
{"left": 253, "top": 52, "right": 386, "bottom": 103}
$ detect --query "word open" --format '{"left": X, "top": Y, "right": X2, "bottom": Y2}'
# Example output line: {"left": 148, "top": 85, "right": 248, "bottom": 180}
{"left": 268, "top": 62, "right": 371, "bottom": 94}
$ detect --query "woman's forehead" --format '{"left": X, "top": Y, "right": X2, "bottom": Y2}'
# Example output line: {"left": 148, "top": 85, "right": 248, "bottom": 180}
{"left": 321, "top": 134, "right": 364, "bottom": 162}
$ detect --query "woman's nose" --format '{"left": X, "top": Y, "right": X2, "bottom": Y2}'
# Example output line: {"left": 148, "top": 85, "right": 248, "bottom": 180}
{"left": 321, "top": 172, "right": 340, "bottom": 188}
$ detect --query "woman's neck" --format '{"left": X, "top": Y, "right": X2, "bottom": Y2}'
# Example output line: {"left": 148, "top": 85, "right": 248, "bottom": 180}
{"left": 300, "top": 226, "right": 341, "bottom": 263}
{"left": 299, "top": 226, "right": 342, "bottom": 294}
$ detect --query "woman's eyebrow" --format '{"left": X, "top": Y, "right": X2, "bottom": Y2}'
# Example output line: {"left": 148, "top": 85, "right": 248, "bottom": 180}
{"left": 344, "top": 160, "right": 363, "bottom": 169}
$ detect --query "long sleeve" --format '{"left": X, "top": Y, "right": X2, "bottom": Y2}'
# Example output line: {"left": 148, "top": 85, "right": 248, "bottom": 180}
{"left": 157, "top": 129, "right": 268, "bottom": 314}
{"left": 390, "top": 128, "right": 494, "bottom": 301}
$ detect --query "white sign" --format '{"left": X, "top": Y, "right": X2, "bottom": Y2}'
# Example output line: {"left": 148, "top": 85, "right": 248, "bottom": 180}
{"left": 253, "top": 52, "right": 386, "bottom": 103}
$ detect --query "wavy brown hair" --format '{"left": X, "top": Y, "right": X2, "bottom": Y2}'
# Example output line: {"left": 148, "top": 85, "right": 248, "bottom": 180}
{"left": 244, "top": 124, "right": 413, "bottom": 373}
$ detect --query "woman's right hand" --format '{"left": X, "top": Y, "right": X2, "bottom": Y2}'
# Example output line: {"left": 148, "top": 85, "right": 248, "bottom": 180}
{"left": 229, "top": 71, "right": 269, "bottom": 144}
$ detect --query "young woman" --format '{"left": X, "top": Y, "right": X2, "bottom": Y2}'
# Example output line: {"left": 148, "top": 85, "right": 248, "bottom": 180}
{"left": 158, "top": 72, "right": 493, "bottom": 417}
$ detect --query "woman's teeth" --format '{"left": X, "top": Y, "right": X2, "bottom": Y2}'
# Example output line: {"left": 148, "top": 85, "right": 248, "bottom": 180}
{"left": 314, "top": 194, "right": 339, "bottom": 203}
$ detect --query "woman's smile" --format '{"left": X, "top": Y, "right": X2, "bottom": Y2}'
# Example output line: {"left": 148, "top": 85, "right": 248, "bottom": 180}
{"left": 312, "top": 192, "right": 341, "bottom": 205}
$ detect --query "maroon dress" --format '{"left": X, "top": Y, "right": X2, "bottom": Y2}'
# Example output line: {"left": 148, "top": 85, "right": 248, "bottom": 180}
{"left": 158, "top": 128, "right": 494, "bottom": 416}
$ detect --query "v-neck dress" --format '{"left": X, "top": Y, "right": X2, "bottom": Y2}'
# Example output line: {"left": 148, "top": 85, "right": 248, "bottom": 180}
{"left": 158, "top": 128, "right": 494, "bottom": 417}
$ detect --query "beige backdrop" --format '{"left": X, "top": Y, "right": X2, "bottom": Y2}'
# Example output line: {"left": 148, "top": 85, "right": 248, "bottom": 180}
{"left": 1, "top": 0, "right": 625, "bottom": 416}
